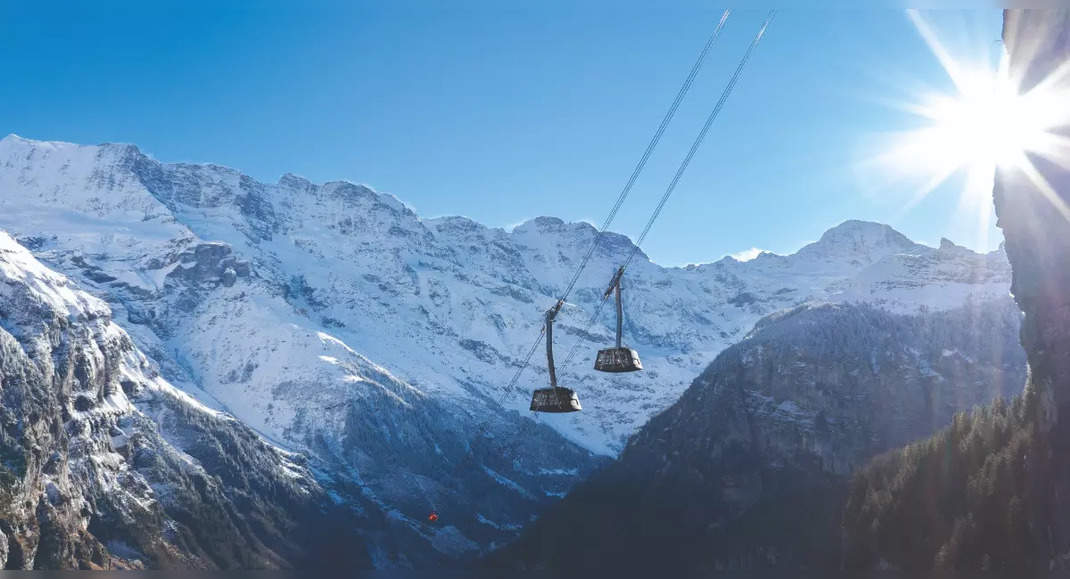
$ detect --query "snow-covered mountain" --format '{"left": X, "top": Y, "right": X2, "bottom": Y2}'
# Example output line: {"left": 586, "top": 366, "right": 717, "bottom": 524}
{"left": 0, "top": 134, "right": 1015, "bottom": 559}
{"left": 0, "top": 230, "right": 373, "bottom": 570}
{"left": 0, "top": 135, "right": 609, "bottom": 561}
{"left": 0, "top": 134, "right": 1012, "bottom": 451}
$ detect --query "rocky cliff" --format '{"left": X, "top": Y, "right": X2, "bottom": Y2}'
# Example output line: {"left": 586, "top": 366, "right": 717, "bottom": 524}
{"left": 0, "top": 231, "right": 370, "bottom": 570}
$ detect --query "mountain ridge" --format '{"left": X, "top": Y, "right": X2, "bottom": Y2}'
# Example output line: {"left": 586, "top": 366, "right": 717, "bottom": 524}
{"left": 0, "top": 133, "right": 1016, "bottom": 561}
{"left": 0, "top": 132, "right": 999, "bottom": 264}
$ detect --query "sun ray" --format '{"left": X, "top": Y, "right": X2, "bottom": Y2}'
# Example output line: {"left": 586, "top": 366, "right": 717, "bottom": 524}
{"left": 907, "top": 10, "right": 971, "bottom": 95}
{"left": 861, "top": 10, "right": 1070, "bottom": 245}
{"left": 903, "top": 162, "right": 962, "bottom": 212}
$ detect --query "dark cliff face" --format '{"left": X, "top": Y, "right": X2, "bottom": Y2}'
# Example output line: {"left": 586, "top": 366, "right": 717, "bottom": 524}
{"left": 492, "top": 301, "right": 1024, "bottom": 576}
{"left": 997, "top": 9, "right": 1070, "bottom": 415}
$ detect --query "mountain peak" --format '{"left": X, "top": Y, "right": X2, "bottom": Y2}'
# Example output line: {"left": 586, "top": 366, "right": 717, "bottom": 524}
{"left": 1, "top": 133, "right": 75, "bottom": 153}
{"left": 99, "top": 140, "right": 143, "bottom": 156}
{"left": 0, "top": 134, "right": 143, "bottom": 166}
{"left": 795, "top": 220, "right": 922, "bottom": 264}
{"left": 510, "top": 216, "right": 643, "bottom": 257}
{"left": 426, "top": 215, "right": 485, "bottom": 234}
{"left": 520, "top": 216, "right": 565, "bottom": 229}
{"left": 512, "top": 216, "right": 607, "bottom": 237}
{"left": 817, "top": 220, "right": 913, "bottom": 247}
{"left": 326, "top": 181, "right": 411, "bottom": 216}
{"left": 278, "top": 172, "right": 312, "bottom": 187}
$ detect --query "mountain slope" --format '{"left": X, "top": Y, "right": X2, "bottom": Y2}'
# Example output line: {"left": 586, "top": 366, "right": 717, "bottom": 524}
{"left": 0, "top": 137, "right": 609, "bottom": 560}
{"left": 0, "top": 231, "right": 371, "bottom": 570}
{"left": 0, "top": 134, "right": 1015, "bottom": 560}
{"left": 493, "top": 300, "right": 1025, "bottom": 575}
{"left": 0, "top": 135, "right": 1013, "bottom": 452}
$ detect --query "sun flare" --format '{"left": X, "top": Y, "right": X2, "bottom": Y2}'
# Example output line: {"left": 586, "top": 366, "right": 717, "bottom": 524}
{"left": 869, "top": 10, "right": 1070, "bottom": 237}
{"left": 917, "top": 64, "right": 1048, "bottom": 171}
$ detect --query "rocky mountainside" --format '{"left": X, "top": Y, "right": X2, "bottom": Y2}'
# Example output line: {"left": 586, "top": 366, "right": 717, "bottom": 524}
{"left": 493, "top": 299, "right": 1026, "bottom": 575}
{"left": 0, "top": 231, "right": 371, "bottom": 570}
{"left": 0, "top": 134, "right": 1015, "bottom": 561}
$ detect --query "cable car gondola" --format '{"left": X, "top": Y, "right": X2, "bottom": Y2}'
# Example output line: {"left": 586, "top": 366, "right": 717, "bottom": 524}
{"left": 530, "top": 300, "right": 582, "bottom": 413}
{"left": 594, "top": 267, "right": 643, "bottom": 373}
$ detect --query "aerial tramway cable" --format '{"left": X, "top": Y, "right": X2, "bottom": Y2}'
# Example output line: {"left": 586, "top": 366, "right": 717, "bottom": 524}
{"left": 554, "top": 9, "right": 732, "bottom": 306}
{"left": 329, "top": 9, "right": 772, "bottom": 522}
{"left": 498, "top": 9, "right": 733, "bottom": 408}
{"left": 560, "top": 10, "right": 777, "bottom": 370}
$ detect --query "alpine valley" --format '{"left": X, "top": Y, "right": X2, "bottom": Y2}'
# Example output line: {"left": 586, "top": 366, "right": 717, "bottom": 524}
{"left": 0, "top": 134, "right": 1024, "bottom": 569}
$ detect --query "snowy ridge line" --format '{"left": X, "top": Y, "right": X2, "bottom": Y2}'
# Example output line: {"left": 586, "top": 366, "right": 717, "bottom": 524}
{"left": 0, "top": 135, "right": 1013, "bottom": 456}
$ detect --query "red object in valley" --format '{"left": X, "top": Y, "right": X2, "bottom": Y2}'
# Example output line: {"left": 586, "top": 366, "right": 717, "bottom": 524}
{"left": 428, "top": 511, "right": 439, "bottom": 522}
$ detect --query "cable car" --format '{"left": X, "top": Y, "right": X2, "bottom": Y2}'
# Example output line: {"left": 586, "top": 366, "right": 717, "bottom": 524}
{"left": 594, "top": 267, "right": 643, "bottom": 373}
{"left": 530, "top": 300, "right": 582, "bottom": 413}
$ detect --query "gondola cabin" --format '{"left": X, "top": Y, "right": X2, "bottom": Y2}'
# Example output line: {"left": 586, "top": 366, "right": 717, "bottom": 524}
{"left": 530, "top": 300, "right": 582, "bottom": 413}
{"left": 530, "top": 387, "right": 582, "bottom": 413}
{"left": 594, "top": 347, "right": 643, "bottom": 373}
{"left": 594, "top": 267, "right": 643, "bottom": 373}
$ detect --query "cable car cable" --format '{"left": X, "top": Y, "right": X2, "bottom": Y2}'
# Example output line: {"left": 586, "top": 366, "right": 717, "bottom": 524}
{"left": 332, "top": 10, "right": 762, "bottom": 520}
{"left": 560, "top": 10, "right": 777, "bottom": 370}
{"left": 496, "top": 10, "right": 733, "bottom": 405}
{"left": 555, "top": 9, "right": 732, "bottom": 305}
{"left": 624, "top": 11, "right": 775, "bottom": 269}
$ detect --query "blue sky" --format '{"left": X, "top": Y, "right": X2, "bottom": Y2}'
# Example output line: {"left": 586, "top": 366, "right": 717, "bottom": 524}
{"left": 1, "top": 2, "right": 1006, "bottom": 266}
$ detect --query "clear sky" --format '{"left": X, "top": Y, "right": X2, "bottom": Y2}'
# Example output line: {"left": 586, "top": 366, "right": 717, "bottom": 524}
{"left": 0, "top": 1, "right": 1007, "bottom": 266}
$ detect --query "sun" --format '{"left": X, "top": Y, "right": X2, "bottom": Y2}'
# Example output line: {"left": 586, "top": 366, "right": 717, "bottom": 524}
{"left": 918, "top": 65, "right": 1042, "bottom": 171}
{"left": 867, "top": 10, "right": 1070, "bottom": 235}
